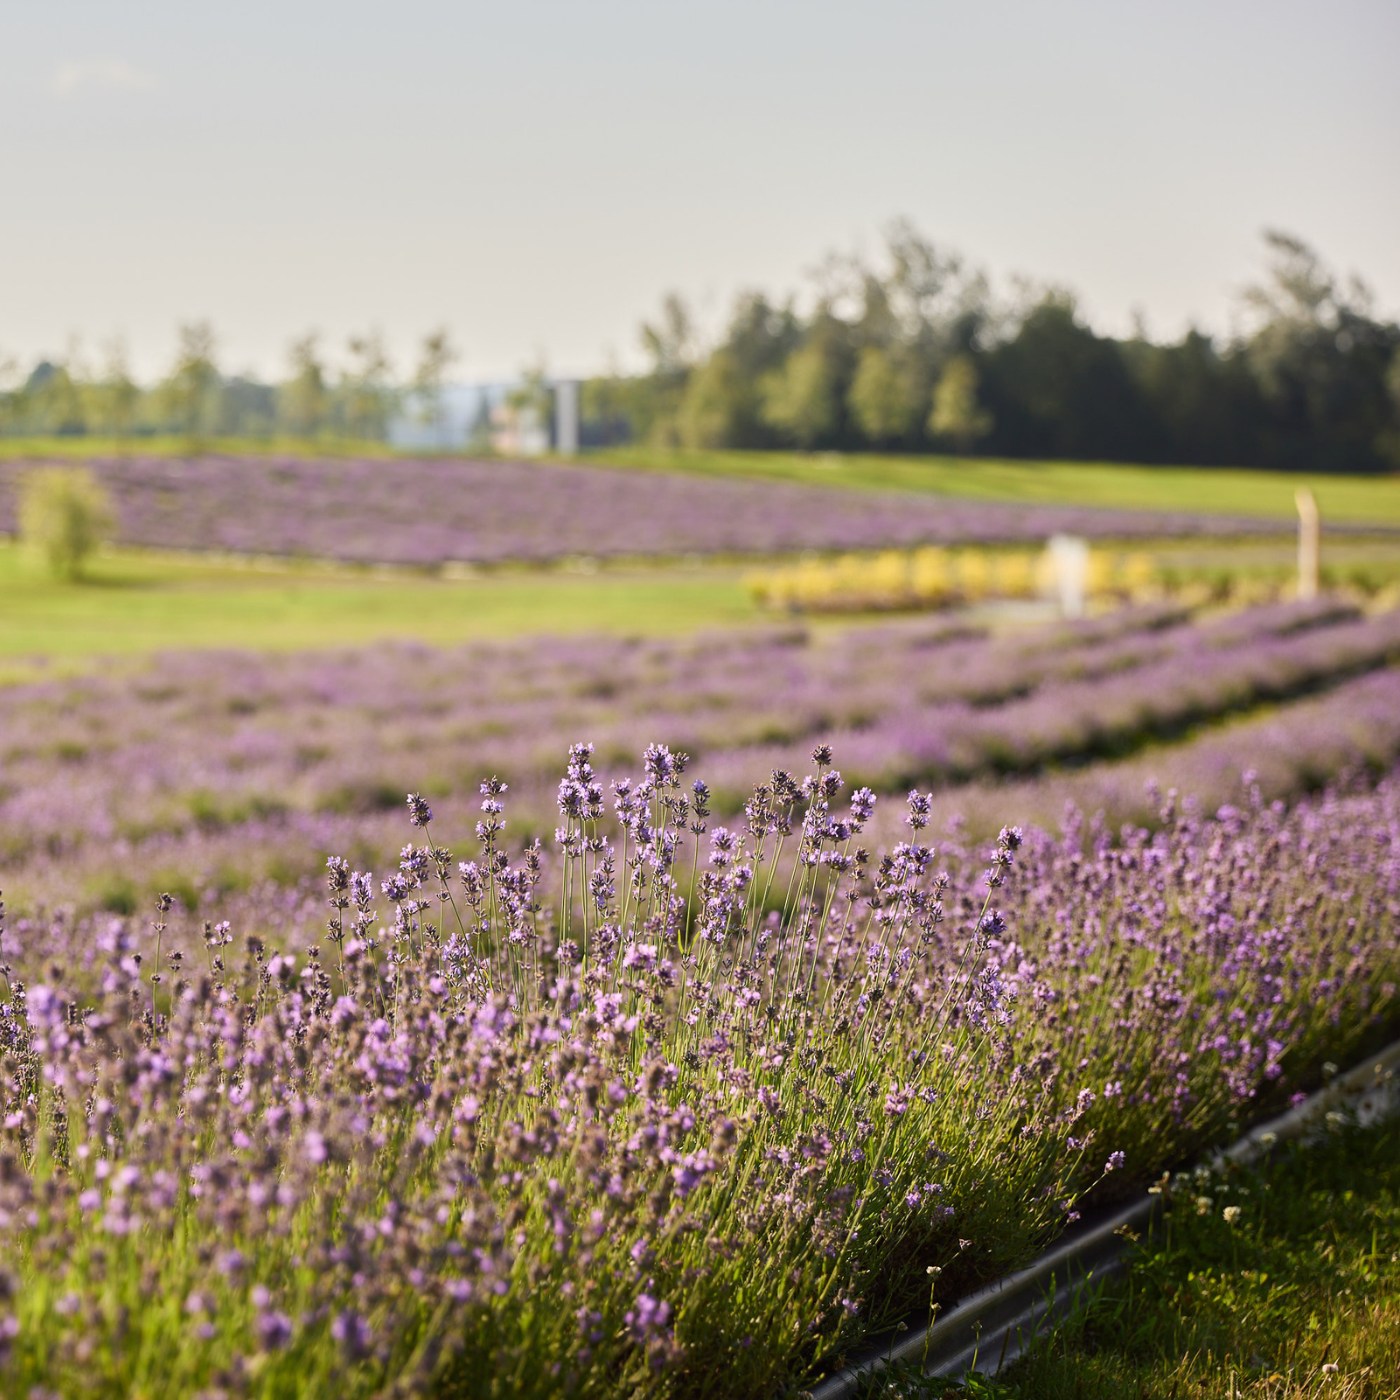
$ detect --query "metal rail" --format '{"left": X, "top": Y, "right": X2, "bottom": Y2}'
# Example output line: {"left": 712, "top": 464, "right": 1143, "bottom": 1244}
{"left": 805, "top": 1035, "right": 1400, "bottom": 1399}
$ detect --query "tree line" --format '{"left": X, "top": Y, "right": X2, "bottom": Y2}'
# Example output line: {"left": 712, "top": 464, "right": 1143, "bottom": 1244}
{"left": 0, "top": 326, "right": 458, "bottom": 443}
{"left": 6, "top": 227, "right": 1397, "bottom": 472}
{"left": 583, "top": 225, "right": 1400, "bottom": 473}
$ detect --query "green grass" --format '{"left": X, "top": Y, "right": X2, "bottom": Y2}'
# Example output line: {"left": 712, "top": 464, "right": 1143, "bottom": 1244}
{"left": 0, "top": 433, "right": 396, "bottom": 460}
{"left": 0, "top": 541, "right": 758, "bottom": 672}
{"left": 6, "top": 533, "right": 1396, "bottom": 680}
{"left": 867, "top": 1115, "right": 1400, "bottom": 1399}
{"left": 586, "top": 447, "right": 1400, "bottom": 529}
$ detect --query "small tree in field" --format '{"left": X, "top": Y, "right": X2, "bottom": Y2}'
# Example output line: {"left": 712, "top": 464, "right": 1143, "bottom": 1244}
{"left": 18, "top": 467, "right": 115, "bottom": 580}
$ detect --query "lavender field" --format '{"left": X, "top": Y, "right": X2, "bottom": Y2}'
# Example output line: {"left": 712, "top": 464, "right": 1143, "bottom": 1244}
{"left": 4, "top": 597, "right": 1397, "bottom": 922}
{"left": 4, "top": 589, "right": 1400, "bottom": 1397}
{"left": 0, "top": 455, "right": 1287, "bottom": 565}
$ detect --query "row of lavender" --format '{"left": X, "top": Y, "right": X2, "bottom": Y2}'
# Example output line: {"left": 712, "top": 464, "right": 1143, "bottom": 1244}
{"left": 0, "top": 455, "right": 1286, "bottom": 564}
{"left": 1, "top": 745, "right": 1396, "bottom": 1397}
{"left": 2, "top": 600, "right": 1396, "bottom": 914}
{"left": 11, "top": 653, "right": 1400, "bottom": 966}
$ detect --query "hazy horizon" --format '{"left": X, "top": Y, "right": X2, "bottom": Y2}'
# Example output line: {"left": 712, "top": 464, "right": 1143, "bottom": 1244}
{"left": 3, "top": 0, "right": 1397, "bottom": 384}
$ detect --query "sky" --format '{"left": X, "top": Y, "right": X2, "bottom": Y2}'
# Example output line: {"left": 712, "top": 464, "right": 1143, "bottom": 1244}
{"left": 2, "top": 0, "right": 1397, "bottom": 384}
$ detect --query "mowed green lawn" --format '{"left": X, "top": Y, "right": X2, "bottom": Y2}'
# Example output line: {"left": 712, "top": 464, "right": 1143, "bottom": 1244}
{"left": 588, "top": 447, "right": 1400, "bottom": 528}
{"left": 0, "top": 542, "right": 758, "bottom": 672}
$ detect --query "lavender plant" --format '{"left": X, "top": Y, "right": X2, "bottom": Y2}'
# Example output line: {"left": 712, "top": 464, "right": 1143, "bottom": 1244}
{"left": 1, "top": 744, "right": 1398, "bottom": 1398}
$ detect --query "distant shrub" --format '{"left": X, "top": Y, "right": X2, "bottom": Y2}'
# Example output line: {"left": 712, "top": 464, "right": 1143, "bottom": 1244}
{"left": 18, "top": 466, "right": 116, "bottom": 579}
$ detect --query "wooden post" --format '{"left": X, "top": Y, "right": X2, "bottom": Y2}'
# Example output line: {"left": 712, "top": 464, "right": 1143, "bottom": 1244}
{"left": 1295, "top": 487, "right": 1320, "bottom": 602}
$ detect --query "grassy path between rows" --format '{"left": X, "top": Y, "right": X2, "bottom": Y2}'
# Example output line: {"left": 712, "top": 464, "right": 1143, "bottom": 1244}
{"left": 589, "top": 447, "right": 1400, "bottom": 528}
{"left": 870, "top": 1116, "right": 1400, "bottom": 1399}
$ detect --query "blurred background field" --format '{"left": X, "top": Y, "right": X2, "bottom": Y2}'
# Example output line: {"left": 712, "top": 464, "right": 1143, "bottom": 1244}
{"left": 0, "top": 453, "right": 1304, "bottom": 567}
{"left": 5, "top": 440, "right": 1400, "bottom": 526}
{"left": 3, "top": 452, "right": 1396, "bottom": 667}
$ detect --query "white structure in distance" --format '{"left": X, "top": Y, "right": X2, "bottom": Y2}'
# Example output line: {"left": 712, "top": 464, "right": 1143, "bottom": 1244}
{"left": 1046, "top": 533, "right": 1090, "bottom": 619}
{"left": 555, "top": 379, "right": 580, "bottom": 457}
{"left": 387, "top": 380, "right": 582, "bottom": 457}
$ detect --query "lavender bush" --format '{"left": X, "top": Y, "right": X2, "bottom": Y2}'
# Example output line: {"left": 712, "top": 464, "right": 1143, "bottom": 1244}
{"left": 889, "top": 661, "right": 1400, "bottom": 841}
{"left": 1, "top": 743, "right": 1397, "bottom": 1398}
{"left": 692, "top": 603, "right": 1400, "bottom": 799}
{"left": 0, "top": 456, "right": 1285, "bottom": 565}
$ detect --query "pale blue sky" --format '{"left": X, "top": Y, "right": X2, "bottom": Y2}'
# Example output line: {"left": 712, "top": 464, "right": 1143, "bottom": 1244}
{"left": 2, "top": 0, "right": 1397, "bottom": 382}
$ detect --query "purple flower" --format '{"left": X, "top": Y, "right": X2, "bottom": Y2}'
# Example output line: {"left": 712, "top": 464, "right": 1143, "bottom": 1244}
{"left": 622, "top": 943, "right": 658, "bottom": 972}
{"left": 624, "top": 1293, "right": 672, "bottom": 1343}
{"left": 331, "top": 1310, "right": 373, "bottom": 1360}
{"left": 257, "top": 1309, "right": 293, "bottom": 1351}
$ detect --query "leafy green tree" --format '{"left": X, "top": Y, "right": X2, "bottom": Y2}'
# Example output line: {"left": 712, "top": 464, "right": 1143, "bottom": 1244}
{"left": 982, "top": 297, "right": 1148, "bottom": 459}
{"left": 630, "top": 293, "right": 697, "bottom": 446}
{"left": 413, "top": 328, "right": 458, "bottom": 440}
{"left": 928, "top": 354, "right": 992, "bottom": 451}
{"left": 0, "top": 351, "right": 19, "bottom": 433}
{"left": 674, "top": 293, "right": 799, "bottom": 448}
{"left": 588, "top": 220, "right": 1399, "bottom": 470}
{"left": 760, "top": 340, "right": 839, "bottom": 448}
{"left": 85, "top": 339, "right": 140, "bottom": 437}
{"left": 18, "top": 466, "right": 115, "bottom": 579}
{"left": 339, "top": 331, "right": 396, "bottom": 440}
{"left": 677, "top": 349, "right": 745, "bottom": 448}
{"left": 278, "top": 333, "right": 328, "bottom": 438}
{"left": 219, "top": 376, "right": 276, "bottom": 437}
{"left": 1374, "top": 345, "right": 1400, "bottom": 468}
{"left": 24, "top": 361, "right": 87, "bottom": 435}
{"left": 505, "top": 362, "right": 553, "bottom": 451}
{"left": 155, "top": 322, "right": 221, "bottom": 440}
{"left": 639, "top": 294, "right": 696, "bottom": 377}
{"left": 579, "top": 358, "right": 635, "bottom": 448}
{"left": 1238, "top": 231, "right": 1399, "bottom": 472}
{"left": 848, "top": 345, "right": 921, "bottom": 443}
{"left": 1121, "top": 329, "right": 1263, "bottom": 466}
